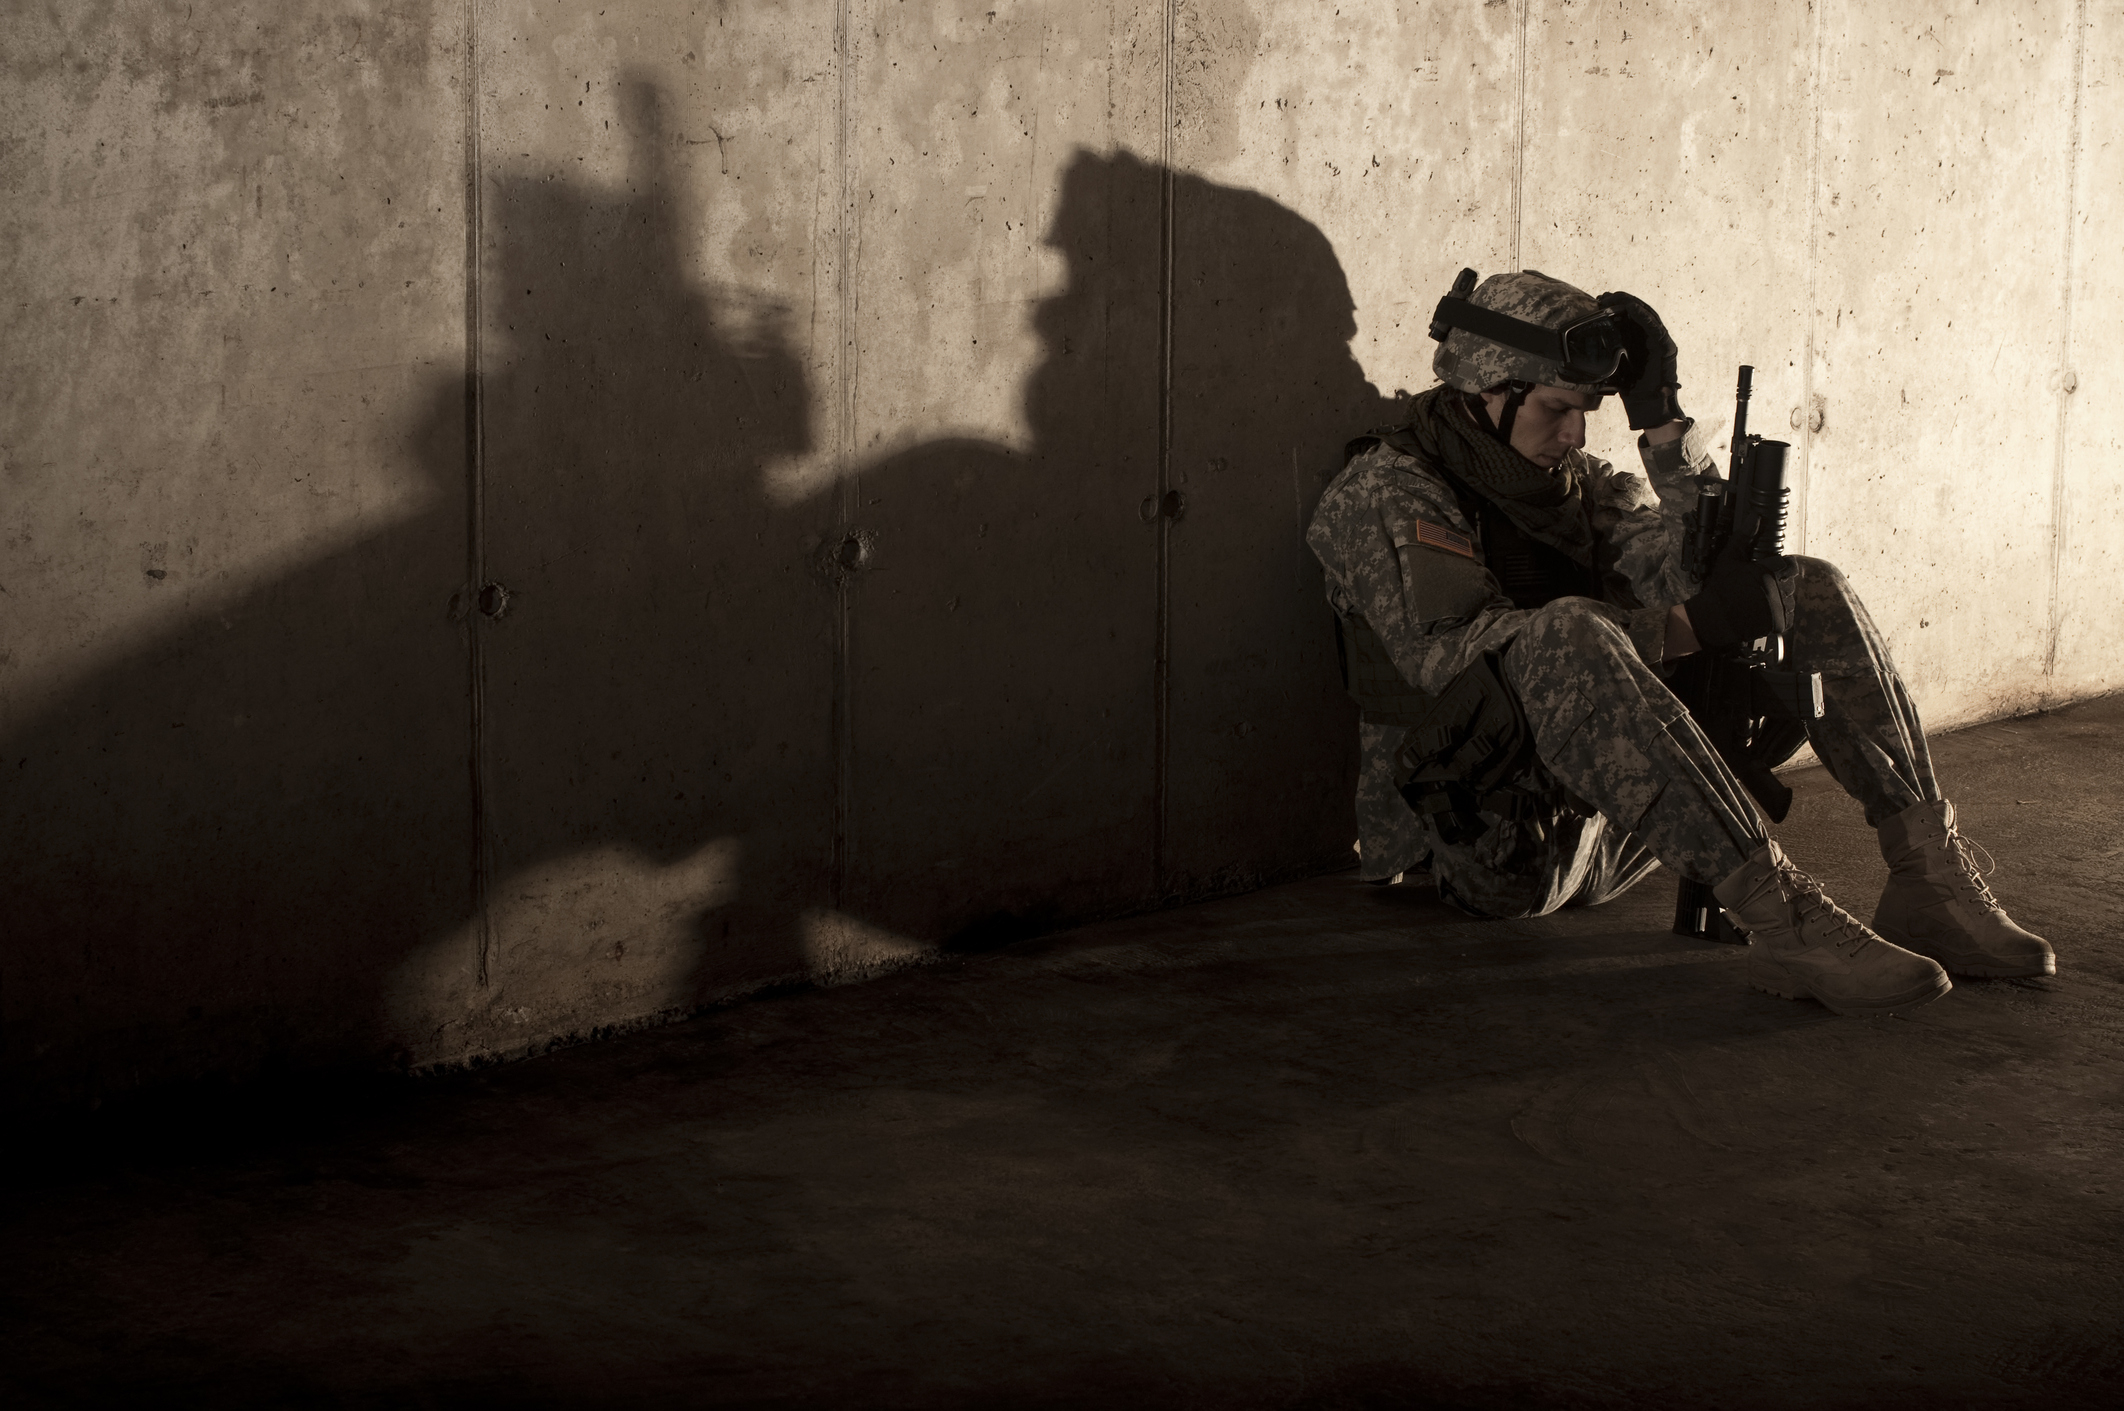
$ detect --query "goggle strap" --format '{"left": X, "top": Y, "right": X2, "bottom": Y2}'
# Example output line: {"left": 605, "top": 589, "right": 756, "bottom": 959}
{"left": 1430, "top": 294, "right": 1621, "bottom": 383}
{"left": 1430, "top": 294, "right": 1577, "bottom": 361}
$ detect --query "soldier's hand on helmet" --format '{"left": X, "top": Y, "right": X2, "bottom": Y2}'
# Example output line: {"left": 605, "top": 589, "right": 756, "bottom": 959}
{"left": 1682, "top": 534, "right": 1782, "bottom": 650}
{"left": 1596, "top": 290, "right": 1685, "bottom": 430}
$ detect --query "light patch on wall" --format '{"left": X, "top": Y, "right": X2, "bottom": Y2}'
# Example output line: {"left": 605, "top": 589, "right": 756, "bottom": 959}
{"left": 3, "top": 0, "right": 466, "bottom": 734}
{"left": 385, "top": 835, "right": 745, "bottom": 1071}
{"left": 538, "top": 21, "right": 630, "bottom": 184}
{"left": 762, "top": 424, "right": 1029, "bottom": 505}
{"left": 800, "top": 908, "right": 936, "bottom": 985}
{"left": 760, "top": 168, "right": 1064, "bottom": 505}
{"left": 1173, "top": 0, "right": 1519, "bottom": 432}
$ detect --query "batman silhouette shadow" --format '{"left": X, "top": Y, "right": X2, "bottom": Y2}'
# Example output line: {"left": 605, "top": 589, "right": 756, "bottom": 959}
{"left": 2, "top": 116, "right": 1385, "bottom": 1109}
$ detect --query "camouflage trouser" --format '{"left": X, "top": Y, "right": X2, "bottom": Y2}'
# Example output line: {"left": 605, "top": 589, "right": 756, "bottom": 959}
{"left": 1786, "top": 557, "right": 1939, "bottom": 828}
{"left": 1378, "top": 556, "right": 1938, "bottom": 919}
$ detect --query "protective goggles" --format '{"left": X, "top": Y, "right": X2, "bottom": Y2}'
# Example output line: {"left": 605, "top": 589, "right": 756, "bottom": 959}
{"left": 1427, "top": 268, "right": 1627, "bottom": 385}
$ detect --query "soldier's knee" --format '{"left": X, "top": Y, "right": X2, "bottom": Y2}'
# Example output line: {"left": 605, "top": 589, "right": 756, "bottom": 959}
{"left": 1789, "top": 555, "right": 1868, "bottom": 618}
{"left": 1781, "top": 553, "right": 1894, "bottom": 675}
{"left": 1518, "top": 596, "right": 1630, "bottom": 658}
{"left": 1790, "top": 555, "right": 1848, "bottom": 592}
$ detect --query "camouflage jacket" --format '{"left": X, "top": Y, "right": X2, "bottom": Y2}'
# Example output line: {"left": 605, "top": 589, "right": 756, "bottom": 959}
{"left": 1308, "top": 394, "right": 1718, "bottom": 880}
{"left": 1308, "top": 401, "right": 1718, "bottom": 697}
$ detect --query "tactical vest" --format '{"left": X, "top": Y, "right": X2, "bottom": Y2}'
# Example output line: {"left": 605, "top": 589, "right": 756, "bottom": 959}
{"left": 1333, "top": 429, "right": 1601, "bottom": 838}
{"left": 1333, "top": 429, "right": 1599, "bottom": 726}
{"left": 1334, "top": 613, "right": 1432, "bottom": 727}
{"left": 1465, "top": 495, "right": 1601, "bottom": 611}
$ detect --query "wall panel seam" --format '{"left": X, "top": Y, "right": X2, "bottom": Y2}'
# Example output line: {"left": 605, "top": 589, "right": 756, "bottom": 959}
{"left": 463, "top": 0, "right": 494, "bottom": 987}
{"left": 1153, "top": 0, "right": 1176, "bottom": 896}
{"left": 2046, "top": 0, "right": 2088, "bottom": 688}
{"left": 1511, "top": 1, "right": 1529, "bottom": 270}
{"left": 1798, "top": 0, "right": 1827, "bottom": 557}
{"left": 832, "top": 0, "right": 858, "bottom": 907}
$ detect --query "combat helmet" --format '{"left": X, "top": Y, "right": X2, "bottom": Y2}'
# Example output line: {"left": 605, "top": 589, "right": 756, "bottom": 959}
{"left": 1429, "top": 268, "right": 1625, "bottom": 395}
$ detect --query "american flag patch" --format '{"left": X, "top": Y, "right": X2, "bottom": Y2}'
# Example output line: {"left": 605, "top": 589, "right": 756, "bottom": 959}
{"left": 1413, "top": 519, "right": 1476, "bottom": 559}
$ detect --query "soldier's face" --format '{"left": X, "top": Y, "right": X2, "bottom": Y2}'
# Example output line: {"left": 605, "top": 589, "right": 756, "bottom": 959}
{"left": 1483, "top": 385, "right": 1604, "bottom": 469}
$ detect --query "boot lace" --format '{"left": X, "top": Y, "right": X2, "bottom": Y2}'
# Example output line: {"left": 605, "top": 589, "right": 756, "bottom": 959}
{"left": 1942, "top": 821, "right": 2002, "bottom": 909}
{"left": 1773, "top": 858, "right": 1876, "bottom": 954}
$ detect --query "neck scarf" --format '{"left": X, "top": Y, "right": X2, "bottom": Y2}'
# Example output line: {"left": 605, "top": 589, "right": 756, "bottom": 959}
{"left": 1396, "top": 386, "right": 1596, "bottom": 569}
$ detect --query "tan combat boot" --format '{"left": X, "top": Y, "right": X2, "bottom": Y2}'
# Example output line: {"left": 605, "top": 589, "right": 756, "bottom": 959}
{"left": 1872, "top": 799, "right": 2055, "bottom": 978}
{"left": 1713, "top": 840, "right": 1951, "bottom": 1015}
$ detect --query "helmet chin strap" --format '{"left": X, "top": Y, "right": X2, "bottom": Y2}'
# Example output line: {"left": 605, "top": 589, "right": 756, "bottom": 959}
{"left": 1465, "top": 383, "right": 1535, "bottom": 448}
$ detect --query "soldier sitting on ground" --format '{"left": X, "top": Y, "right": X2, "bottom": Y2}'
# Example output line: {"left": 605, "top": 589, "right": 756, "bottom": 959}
{"left": 1306, "top": 268, "right": 2055, "bottom": 1015}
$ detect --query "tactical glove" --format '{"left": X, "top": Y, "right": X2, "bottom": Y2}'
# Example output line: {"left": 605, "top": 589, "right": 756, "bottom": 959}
{"left": 1683, "top": 538, "right": 1781, "bottom": 650}
{"left": 1597, "top": 290, "right": 1685, "bottom": 430}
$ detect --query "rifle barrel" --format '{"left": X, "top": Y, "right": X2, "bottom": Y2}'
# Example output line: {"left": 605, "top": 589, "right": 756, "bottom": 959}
{"left": 1729, "top": 365, "right": 1753, "bottom": 477}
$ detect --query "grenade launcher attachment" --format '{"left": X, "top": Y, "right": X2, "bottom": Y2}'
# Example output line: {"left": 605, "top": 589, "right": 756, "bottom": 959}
{"left": 1670, "top": 366, "right": 1827, "bottom": 943}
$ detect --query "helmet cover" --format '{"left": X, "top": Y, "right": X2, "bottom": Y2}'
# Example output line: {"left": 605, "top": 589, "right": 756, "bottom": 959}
{"left": 1432, "top": 269, "right": 1614, "bottom": 395}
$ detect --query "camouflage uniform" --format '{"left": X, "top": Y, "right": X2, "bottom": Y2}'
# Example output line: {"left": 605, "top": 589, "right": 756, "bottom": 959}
{"left": 1308, "top": 389, "right": 1940, "bottom": 919}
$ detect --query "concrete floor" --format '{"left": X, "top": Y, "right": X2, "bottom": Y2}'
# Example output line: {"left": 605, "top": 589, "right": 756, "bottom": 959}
{"left": 7, "top": 699, "right": 2122, "bottom": 1410}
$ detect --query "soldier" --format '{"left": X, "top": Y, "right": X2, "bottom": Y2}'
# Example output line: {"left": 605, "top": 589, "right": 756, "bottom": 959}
{"left": 1306, "top": 268, "right": 2055, "bottom": 1015}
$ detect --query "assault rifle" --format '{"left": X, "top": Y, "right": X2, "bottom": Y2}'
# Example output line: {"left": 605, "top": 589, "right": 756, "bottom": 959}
{"left": 1669, "top": 366, "right": 1825, "bottom": 942}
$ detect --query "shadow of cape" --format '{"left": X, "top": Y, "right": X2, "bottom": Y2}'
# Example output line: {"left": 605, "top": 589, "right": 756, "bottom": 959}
{"left": 0, "top": 81, "right": 828, "bottom": 1104}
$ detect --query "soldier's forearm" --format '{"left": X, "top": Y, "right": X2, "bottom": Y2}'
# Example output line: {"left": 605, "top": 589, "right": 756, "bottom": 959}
{"left": 1637, "top": 417, "right": 1713, "bottom": 508}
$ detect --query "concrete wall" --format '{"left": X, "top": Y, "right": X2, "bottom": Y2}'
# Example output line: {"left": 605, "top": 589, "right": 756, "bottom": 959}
{"left": 5, "top": 1, "right": 2116, "bottom": 1103}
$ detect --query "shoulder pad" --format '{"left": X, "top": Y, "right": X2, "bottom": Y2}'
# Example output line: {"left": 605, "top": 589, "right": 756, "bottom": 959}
{"left": 1344, "top": 424, "right": 1428, "bottom": 466}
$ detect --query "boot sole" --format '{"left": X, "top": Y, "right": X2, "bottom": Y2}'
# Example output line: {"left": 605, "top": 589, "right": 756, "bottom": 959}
{"left": 1939, "top": 955, "right": 2056, "bottom": 979}
{"left": 1870, "top": 929, "right": 2057, "bottom": 980}
{"left": 1870, "top": 916, "right": 2057, "bottom": 981}
{"left": 1748, "top": 965, "right": 1952, "bottom": 1016}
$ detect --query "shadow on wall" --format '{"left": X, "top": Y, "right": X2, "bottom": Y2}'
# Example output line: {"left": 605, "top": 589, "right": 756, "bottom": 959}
{"left": 0, "top": 86, "right": 1384, "bottom": 1105}
{"left": 840, "top": 148, "right": 1385, "bottom": 943}
{"left": 438, "top": 80, "right": 835, "bottom": 1049}
{"left": 0, "top": 79, "right": 828, "bottom": 1102}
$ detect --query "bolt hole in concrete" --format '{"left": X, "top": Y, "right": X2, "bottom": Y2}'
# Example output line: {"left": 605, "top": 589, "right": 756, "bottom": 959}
{"left": 476, "top": 582, "right": 511, "bottom": 618}
{"left": 1139, "top": 490, "right": 1187, "bottom": 522}
{"left": 835, "top": 535, "right": 869, "bottom": 571}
